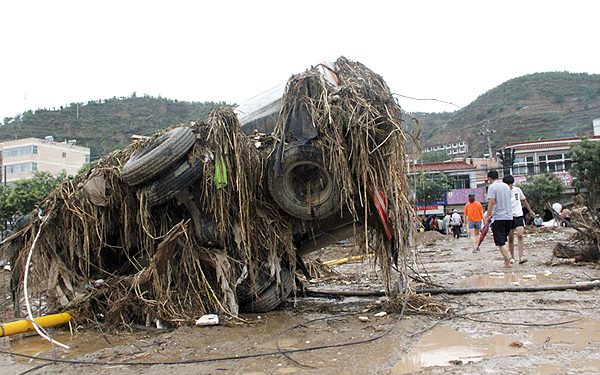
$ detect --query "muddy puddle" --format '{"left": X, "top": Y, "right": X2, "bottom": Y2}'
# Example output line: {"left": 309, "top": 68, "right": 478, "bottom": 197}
{"left": 1, "top": 329, "right": 148, "bottom": 364}
{"left": 463, "top": 272, "right": 563, "bottom": 287}
{"left": 392, "top": 316, "right": 600, "bottom": 374}
{"left": 391, "top": 324, "right": 526, "bottom": 374}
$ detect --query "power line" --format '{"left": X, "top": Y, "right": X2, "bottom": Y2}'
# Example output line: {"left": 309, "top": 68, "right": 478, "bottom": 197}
{"left": 392, "top": 93, "right": 462, "bottom": 109}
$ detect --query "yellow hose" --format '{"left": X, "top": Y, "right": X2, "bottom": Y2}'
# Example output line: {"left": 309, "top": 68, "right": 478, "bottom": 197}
{"left": 0, "top": 313, "right": 72, "bottom": 337}
{"left": 323, "top": 254, "right": 374, "bottom": 266}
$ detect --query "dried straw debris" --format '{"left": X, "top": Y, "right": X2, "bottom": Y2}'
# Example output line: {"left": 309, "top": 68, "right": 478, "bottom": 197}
{"left": 553, "top": 197, "right": 600, "bottom": 262}
{"left": 3, "top": 57, "right": 418, "bottom": 328}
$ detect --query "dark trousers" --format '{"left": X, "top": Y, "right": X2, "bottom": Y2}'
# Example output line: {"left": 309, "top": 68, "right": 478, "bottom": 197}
{"left": 452, "top": 225, "right": 461, "bottom": 238}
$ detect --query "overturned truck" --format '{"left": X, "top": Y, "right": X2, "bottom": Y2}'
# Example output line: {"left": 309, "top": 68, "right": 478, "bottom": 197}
{"left": 4, "top": 57, "right": 417, "bottom": 327}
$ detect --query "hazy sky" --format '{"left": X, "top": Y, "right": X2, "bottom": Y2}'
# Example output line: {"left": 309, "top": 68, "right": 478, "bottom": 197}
{"left": 1, "top": 0, "right": 599, "bottom": 122}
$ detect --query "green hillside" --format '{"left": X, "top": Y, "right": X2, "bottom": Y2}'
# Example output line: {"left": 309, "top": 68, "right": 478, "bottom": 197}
{"left": 2, "top": 72, "right": 599, "bottom": 160}
{"left": 0, "top": 95, "right": 228, "bottom": 158}
{"left": 417, "top": 72, "right": 600, "bottom": 156}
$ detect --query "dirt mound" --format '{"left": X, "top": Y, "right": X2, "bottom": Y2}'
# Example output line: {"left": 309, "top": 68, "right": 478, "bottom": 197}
{"left": 415, "top": 230, "right": 447, "bottom": 245}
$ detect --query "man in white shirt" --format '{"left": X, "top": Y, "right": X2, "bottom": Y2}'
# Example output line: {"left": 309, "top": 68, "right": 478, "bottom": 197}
{"left": 503, "top": 175, "right": 535, "bottom": 264}
{"left": 450, "top": 209, "right": 462, "bottom": 238}
{"left": 443, "top": 213, "right": 451, "bottom": 236}
{"left": 483, "top": 170, "right": 513, "bottom": 268}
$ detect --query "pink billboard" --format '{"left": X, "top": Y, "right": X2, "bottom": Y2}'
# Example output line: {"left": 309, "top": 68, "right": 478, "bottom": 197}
{"left": 447, "top": 187, "right": 486, "bottom": 205}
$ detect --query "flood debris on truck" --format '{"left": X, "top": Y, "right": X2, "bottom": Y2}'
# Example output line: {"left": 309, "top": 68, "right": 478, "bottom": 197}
{"left": 552, "top": 196, "right": 600, "bottom": 262}
{"left": 3, "top": 56, "right": 418, "bottom": 328}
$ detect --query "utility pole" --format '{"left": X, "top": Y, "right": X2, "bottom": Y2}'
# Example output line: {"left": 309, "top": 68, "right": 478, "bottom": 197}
{"left": 478, "top": 120, "right": 496, "bottom": 169}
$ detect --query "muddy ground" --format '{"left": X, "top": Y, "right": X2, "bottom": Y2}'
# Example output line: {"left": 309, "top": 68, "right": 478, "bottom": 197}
{"left": 2, "top": 226, "right": 600, "bottom": 375}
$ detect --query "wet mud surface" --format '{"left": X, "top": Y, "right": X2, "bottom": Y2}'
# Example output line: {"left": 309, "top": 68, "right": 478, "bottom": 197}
{"left": 3, "top": 227, "right": 600, "bottom": 374}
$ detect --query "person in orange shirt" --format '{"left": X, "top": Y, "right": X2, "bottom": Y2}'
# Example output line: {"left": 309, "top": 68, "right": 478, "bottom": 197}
{"left": 464, "top": 193, "right": 484, "bottom": 252}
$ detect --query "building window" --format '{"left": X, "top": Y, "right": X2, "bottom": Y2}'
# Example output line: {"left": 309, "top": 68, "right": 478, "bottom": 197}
{"left": 3, "top": 145, "right": 38, "bottom": 158}
{"left": 512, "top": 165, "right": 527, "bottom": 175}
{"left": 511, "top": 156, "right": 527, "bottom": 175}
{"left": 526, "top": 156, "right": 535, "bottom": 174}
{"left": 538, "top": 153, "right": 572, "bottom": 173}
{"left": 453, "top": 175, "right": 471, "bottom": 189}
{"left": 5, "top": 162, "right": 37, "bottom": 174}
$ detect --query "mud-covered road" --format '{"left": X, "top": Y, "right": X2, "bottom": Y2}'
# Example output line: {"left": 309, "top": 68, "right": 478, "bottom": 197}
{"left": 2, "top": 226, "right": 600, "bottom": 375}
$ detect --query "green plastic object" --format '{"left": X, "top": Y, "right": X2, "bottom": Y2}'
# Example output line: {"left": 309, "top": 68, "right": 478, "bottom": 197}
{"left": 215, "top": 157, "right": 227, "bottom": 189}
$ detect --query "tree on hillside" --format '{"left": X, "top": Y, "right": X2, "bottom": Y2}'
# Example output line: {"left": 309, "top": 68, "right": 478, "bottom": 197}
{"left": 520, "top": 174, "right": 564, "bottom": 219}
{"left": 569, "top": 139, "right": 600, "bottom": 210}
{"left": 421, "top": 150, "right": 452, "bottom": 163}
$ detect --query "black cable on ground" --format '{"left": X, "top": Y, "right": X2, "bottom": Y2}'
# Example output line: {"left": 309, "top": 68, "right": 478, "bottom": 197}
{"left": 457, "top": 307, "right": 584, "bottom": 327}
{"left": 275, "top": 306, "right": 405, "bottom": 369}
{"left": 275, "top": 312, "right": 358, "bottom": 369}
{"left": 18, "top": 363, "right": 51, "bottom": 375}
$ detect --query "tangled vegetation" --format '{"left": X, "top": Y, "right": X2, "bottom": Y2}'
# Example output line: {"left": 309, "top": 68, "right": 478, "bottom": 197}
{"left": 2, "top": 57, "right": 418, "bottom": 328}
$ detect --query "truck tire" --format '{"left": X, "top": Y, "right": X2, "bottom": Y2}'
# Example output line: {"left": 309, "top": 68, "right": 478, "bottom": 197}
{"left": 236, "top": 263, "right": 275, "bottom": 305}
{"left": 121, "top": 127, "right": 195, "bottom": 186}
{"left": 240, "top": 265, "right": 294, "bottom": 313}
{"left": 268, "top": 143, "right": 341, "bottom": 220}
{"left": 141, "top": 157, "right": 204, "bottom": 207}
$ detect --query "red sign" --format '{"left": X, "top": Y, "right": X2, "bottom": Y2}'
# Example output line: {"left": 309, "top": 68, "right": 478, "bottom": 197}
{"left": 415, "top": 205, "right": 444, "bottom": 215}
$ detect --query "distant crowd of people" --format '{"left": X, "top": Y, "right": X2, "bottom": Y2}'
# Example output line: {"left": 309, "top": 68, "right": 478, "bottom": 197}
{"left": 415, "top": 170, "right": 549, "bottom": 269}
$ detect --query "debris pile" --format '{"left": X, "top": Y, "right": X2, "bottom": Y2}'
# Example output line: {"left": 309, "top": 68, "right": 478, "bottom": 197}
{"left": 553, "top": 197, "right": 600, "bottom": 262}
{"left": 3, "top": 57, "right": 417, "bottom": 328}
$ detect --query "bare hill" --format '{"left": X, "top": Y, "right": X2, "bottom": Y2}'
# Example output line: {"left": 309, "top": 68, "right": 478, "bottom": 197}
{"left": 417, "top": 72, "right": 600, "bottom": 156}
